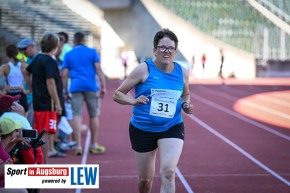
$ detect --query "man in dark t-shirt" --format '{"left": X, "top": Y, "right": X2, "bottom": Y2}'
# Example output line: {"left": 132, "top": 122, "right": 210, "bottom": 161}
{"left": 25, "top": 32, "right": 65, "bottom": 163}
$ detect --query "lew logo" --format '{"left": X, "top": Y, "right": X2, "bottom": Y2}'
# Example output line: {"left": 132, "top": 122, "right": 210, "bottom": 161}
{"left": 5, "top": 164, "right": 99, "bottom": 189}
{"left": 71, "top": 167, "right": 98, "bottom": 186}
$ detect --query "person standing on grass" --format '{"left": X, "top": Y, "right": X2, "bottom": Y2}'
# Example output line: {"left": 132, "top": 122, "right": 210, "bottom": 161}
{"left": 113, "top": 28, "right": 194, "bottom": 193}
{"left": 61, "top": 31, "right": 107, "bottom": 156}
{"left": 25, "top": 32, "right": 65, "bottom": 163}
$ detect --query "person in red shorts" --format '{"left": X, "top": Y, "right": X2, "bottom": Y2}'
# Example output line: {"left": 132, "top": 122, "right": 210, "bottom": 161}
{"left": 0, "top": 94, "right": 44, "bottom": 164}
{"left": 24, "top": 32, "right": 65, "bottom": 163}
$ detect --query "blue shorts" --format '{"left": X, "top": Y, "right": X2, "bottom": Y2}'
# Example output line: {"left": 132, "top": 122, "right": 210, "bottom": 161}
{"left": 129, "top": 122, "right": 184, "bottom": 153}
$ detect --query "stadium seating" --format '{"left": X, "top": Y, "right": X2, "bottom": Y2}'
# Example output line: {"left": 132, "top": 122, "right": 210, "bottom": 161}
{"left": 0, "top": 0, "right": 100, "bottom": 46}
{"left": 156, "top": 0, "right": 290, "bottom": 60}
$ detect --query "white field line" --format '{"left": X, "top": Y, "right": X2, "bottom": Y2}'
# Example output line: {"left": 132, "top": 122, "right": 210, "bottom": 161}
{"left": 176, "top": 168, "right": 194, "bottom": 193}
{"left": 256, "top": 95, "right": 290, "bottom": 108}
{"left": 241, "top": 100, "right": 290, "bottom": 120}
{"left": 197, "top": 86, "right": 290, "bottom": 107}
{"left": 185, "top": 113, "right": 290, "bottom": 187}
{"left": 225, "top": 86, "right": 290, "bottom": 102}
{"left": 191, "top": 92, "right": 290, "bottom": 141}
{"left": 76, "top": 129, "right": 91, "bottom": 193}
{"left": 197, "top": 87, "right": 290, "bottom": 121}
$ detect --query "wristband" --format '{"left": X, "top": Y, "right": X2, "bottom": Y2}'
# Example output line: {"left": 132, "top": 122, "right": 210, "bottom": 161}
{"left": 181, "top": 102, "right": 188, "bottom": 109}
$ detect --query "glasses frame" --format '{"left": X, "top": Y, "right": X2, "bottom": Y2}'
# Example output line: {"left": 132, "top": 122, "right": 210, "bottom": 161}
{"left": 157, "top": 45, "right": 176, "bottom": 53}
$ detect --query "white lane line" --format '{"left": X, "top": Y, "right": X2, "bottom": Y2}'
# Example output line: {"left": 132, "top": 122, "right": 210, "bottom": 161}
{"left": 82, "top": 129, "right": 91, "bottom": 164}
{"left": 241, "top": 100, "right": 290, "bottom": 120}
{"left": 198, "top": 87, "right": 290, "bottom": 119}
{"left": 75, "top": 129, "right": 91, "bottom": 193}
{"left": 176, "top": 168, "right": 194, "bottom": 193}
{"left": 191, "top": 93, "right": 290, "bottom": 141}
{"left": 185, "top": 113, "right": 290, "bottom": 187}
{"left": 93, "top": 172, "right": 290, "bottom": 178}
{"left": 256, "top": 95, "right": 290, "bottom": 108}
{"left": 223, "top": 86, "right": 290, "bottom": 103}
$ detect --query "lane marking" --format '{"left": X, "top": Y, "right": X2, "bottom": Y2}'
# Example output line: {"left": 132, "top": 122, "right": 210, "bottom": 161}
{"left": 98, "top": 172, "right": 290, "bottom": 178}
{"left": 185, "top": 113, "right": 290, "bottom": 187}
{"left": 241, "top": 100, "right": 290, "bottom": 120}
{"left": 221, "top": 86, "right": 290, "bottom": 104}
{"left": 256, "top": 95, "right": 290, "bottom": 108}
{"left": 191, "top": 92, "right": 290, "bottom": 141}
{"left": 198, "top": 87, "right": 290, "bottom": 120}
{"left": 176, "top": 168, "right": 194, "bottom": 193}
{"left": 75, "top": 129, "right": 91, "bottom": 193}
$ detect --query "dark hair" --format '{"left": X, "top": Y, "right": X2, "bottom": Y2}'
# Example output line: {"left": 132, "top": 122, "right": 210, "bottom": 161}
{"left": 153, "top": 28, "right": 179, "bottom": 50}
{"left": 74, "top": 32, "right": 85, "bottom": 45}
{"left": 58, "top": 32, "right": 69, "bottom": 43}
{"left": 6, "top": 44, "right": 19, "bottom": 61}
{"left": 57, "top": 33, "right": 66, "bottom": 43}
{"left": 40, "top": 32, "right": 59, "bottom": 53}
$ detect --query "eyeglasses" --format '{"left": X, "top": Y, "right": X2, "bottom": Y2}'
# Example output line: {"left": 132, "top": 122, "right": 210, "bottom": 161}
{"left": 157, "top": 46, "right": 176, "bottom": 53}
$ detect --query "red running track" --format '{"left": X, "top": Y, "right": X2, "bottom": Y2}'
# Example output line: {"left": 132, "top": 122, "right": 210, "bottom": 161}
{"left": 42, "top": 78, "right": 290, "bottom": 193}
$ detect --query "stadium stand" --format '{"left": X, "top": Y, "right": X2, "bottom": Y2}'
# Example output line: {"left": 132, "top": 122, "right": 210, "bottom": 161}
{"left": 256, "top": 0, "right": 290, "bottom": 23}
{"left": 156, "top": 0, "right": 290, "bottom": 60}
{"left": 0, "top": 0, "right": 289, "bottom": 77}
{"left": 0, "top": 0, "right": 101, "bottom": 60}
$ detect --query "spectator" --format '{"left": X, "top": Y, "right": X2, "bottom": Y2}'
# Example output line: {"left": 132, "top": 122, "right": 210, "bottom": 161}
{"left": 190, "top": 55, "right": 195, "bottom": 78}
{"left": 0, "top": 55, "right": 3, "bottom": 66}
{"left": 62, "top": 31, "right": 107, "bottom": 155}
{"left": 121, "top": 50, "right": 129, "bottom": 79}
{"left": 0, "top": 116, "right": 28, "bottom": 193}
{"left": 54, "top": 32, "right": 75, "bottom": 152}
{"left": 55, "top": 33, "right": 65, "bottom": 68}
{"left": 0, "top": 94, "right": 44, "bottom": 164}
{"left": 113, "top": 28, "right": 194, "bottom": 193}
{"left": 201, "top": 53, "right": 206, "bottom": 74}
{"left": 0, "top": 44, "right": 28, "bottom": 114}
{"left": 24, "top": 32, "right": 65, "bottom": 163}
{"left": 18, "top": 38, "right": 40, "bottom": 126}
{"left": 0, "top": 75, "right": 6, "bottom": 97}
{"left": 218, "top": 49, "right": 225, "bottom": 84}
{"left": 58, "top": 32, "right": 72, "bottom": 62}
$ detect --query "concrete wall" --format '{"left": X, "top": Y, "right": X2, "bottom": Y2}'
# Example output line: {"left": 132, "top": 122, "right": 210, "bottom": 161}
{"left": 91, "top": 0, "right": 256, "bottom": 79}
{"left": 100, "top": 0, "right": 185, "bottom": 62}
{"left": 141, "top": 0, "right": 257, "bottom": 79}
{"left": 0, "top": 28, "right": 21, "bottom": 63}
{"left": 90, "top": 0, "right": 133, "bottom": 9}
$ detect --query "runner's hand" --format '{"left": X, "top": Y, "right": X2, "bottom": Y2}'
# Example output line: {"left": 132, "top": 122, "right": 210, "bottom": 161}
{"left": 182, "top": 102, "right": 194, "bottom": 114}
{"left": 134, "top": 95, "right": 149, "bottom": 105}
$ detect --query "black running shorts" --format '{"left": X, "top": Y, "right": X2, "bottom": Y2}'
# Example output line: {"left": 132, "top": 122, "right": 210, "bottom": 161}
{"left": 129, "top": 122, "right": 184, "bottom": 153}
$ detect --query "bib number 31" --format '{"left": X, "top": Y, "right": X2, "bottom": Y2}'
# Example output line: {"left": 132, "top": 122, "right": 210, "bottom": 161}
{"left": 149, "top": 89, "right": 181, "bottom": 118}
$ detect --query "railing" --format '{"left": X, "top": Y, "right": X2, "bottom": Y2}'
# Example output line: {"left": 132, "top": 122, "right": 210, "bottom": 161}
{"left": 256, "top": 0, "right": 290, "bottom": 24}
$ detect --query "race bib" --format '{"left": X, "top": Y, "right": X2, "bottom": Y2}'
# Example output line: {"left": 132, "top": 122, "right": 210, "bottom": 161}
{"left": 149, "top": 89, "right": 181, "bottom": 118}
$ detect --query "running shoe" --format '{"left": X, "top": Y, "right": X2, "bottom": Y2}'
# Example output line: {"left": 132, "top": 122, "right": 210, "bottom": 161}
{"left": 75, "top": 148, "right": 82, "bottom": 156}
{"left": 89, "top": 145, "right": 106, "bottom": 154}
